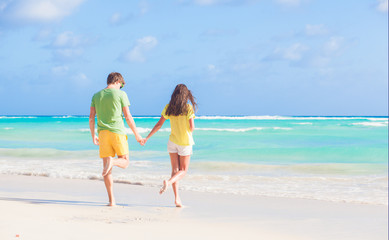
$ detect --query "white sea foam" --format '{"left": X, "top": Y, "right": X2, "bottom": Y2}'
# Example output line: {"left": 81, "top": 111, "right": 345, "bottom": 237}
{"left": 196, "top": 116, "right": 388, "bottom": 121}
{"left": 78, "top": 128, "right": 91, "bottom": 132}
{"left": 293, "top": 122, "right": 313, "bottom": 125}
{"left": 196, "top": 115, "right": 289, "bottom": 120}
{"left": 0, "top": 162, "right": 386, "bottom": 205}
{"left": 52, "top": 115, "right": 74, "bottom": 118}
{"left": 365, "top": 118, "right": 389, "bottom": 121}
{"left": 351, "top": 122, "right": 388, "bottom": 127}
{"left": 124, "top": 127, "right": 292, "bottom": 133}
{"left": 0, "top": 116, "right": 37, "bottom": 119}
{"left": 180, "top": 174, "right": 388, "bottom": 205}
{"left": 1, "top": 115, "right": 387, "bottom": 121}
{"left": 272, "top": 127, "right": 292, "bottom": 130}
{"left": 133, "top": 117, "right": 160, "bottom": 119}
{"left": 75, "top": 127, "right": 295, "bottom": 134}
{"left": 196, "top": 127, "right": 264, "bottom": 132}
{"left": 0, "top": 150, "right": 387, "bottom": 205}
{"left": 3, "top": 127, "right": 14, "bottom": 130}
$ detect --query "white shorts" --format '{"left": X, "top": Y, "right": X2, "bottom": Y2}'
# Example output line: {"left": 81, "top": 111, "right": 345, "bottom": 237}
{"left": 167, "top": 140, "right": 193, "bottom": 156}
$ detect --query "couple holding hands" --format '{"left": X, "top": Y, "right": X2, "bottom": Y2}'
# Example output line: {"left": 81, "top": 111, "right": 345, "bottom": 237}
{"left": 89, "top": 72, "right": 197, "bottom": 207}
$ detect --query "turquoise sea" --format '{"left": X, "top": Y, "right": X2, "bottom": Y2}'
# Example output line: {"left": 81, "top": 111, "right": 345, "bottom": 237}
{"left": 0, "top": 115, "right": 388, "bottom": 205}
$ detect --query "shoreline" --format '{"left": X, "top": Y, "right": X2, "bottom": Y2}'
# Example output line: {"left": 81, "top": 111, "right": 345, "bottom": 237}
{"left": 0, "top": 174, "right": 387, "bottom": 240}
{"left": 1, "top": 171, "right": 388, "bottom": 206}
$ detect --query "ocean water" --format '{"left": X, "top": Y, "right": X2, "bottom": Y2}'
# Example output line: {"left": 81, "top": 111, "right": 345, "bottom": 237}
{"left": 0, "top": 115, "right": 388, "bottom": 205}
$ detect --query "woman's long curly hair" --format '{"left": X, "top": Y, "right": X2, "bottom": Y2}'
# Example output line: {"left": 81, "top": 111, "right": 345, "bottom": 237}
{"left": 165, "top": 84, "right": 197, "bottom": 116}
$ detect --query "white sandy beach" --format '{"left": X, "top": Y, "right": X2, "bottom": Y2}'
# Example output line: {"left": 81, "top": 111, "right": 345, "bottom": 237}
{"left": 0, "top": 174, "right": 387, "bottom": 240}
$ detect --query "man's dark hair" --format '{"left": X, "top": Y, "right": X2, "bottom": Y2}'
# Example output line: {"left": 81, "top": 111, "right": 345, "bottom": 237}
{"left": 107, "top": 72, "right": 125, "bottom": 85}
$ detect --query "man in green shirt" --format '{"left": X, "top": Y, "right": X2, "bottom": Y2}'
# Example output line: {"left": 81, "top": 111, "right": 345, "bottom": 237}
{"left": 89, "top": 72, "right": 144, "bottom": 206}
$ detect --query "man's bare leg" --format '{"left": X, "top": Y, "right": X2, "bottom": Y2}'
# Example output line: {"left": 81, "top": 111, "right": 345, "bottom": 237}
{"left": 115, "top": 154, "right": 129, "bottom": 169}
{"left": 102, "top": 157, "right": 113, "bottom": 176}
{"left": 102, "top": 154, "right": 129, "bottom": 176}
{"left": 102, "top": 166, "right": 115, "bottom": 206}
{"left": 102, "top": 155, "right": 129, "bottom": 206}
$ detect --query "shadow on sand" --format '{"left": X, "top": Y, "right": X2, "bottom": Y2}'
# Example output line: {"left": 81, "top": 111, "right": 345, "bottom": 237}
{"left": 0, "top": 197, "right": 176, "bottom": 208}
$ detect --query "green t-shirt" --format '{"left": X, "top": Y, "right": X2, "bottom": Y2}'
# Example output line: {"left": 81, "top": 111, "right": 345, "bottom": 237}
{"left": 91, "top": 88, "right": 130, "bottom": 135}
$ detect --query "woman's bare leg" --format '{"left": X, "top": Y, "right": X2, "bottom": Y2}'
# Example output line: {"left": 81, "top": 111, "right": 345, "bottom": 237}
{"left": 168, "top": 155, "right": 190, "bottom": 185}
{"left": 161, "top": 153, "right": 190, "bottom": 207}
{"left": 169, "top": 153, "right": 181, "bottom": 206}
{"left": 161, "top": 153, "right": 178, "bottom": 194}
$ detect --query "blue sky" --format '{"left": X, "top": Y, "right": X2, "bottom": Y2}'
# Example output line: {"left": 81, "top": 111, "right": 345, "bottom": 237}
{"left": 0, "top": 0, "right": 387, "bottom": 116}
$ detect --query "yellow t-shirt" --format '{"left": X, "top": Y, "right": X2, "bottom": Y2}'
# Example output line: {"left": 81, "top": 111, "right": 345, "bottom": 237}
{"left": 161, "top": 104, "right": 195, "bottom": 146}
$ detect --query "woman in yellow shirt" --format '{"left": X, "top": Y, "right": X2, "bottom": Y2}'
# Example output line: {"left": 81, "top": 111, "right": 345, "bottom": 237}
{"left": 145, "top": 84, "right": 197, "bottom": 207}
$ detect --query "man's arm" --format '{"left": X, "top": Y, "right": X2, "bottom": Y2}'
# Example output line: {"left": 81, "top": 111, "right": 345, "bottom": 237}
{"left": 122, "top": 106, "right": 143, "bottom": 143}
{"left": 89, "top": 107, "right": 99, "bottom": 145}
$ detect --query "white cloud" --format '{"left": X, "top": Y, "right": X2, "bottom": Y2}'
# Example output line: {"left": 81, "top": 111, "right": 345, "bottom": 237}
{"left": 324, "top": 36, "right": 344, "bottom": 54}
{"left": 110, "top": 13, "right": 122, "bottom": 25}
{"left": 275, "top": 0, "right": 301, "bottom": 7}
{"left": 207, "top": 64, "right": 222, "bottom": 73}
{"left": 180, "top": 0, "right": 257, "bottom": 6}
{"left": 123, "top": 36, "right": 158, "bottom": 62}
{"left": 72, "top": 73, "right": 91, "bottom": 87}
{"left": 265, "top": 43, "right": 309, "bottom": 63}
{"left": 49, "top": 31, "right": 88, "bottom": 59}
{"left": 139, "top": 0, "right": 149, "bottom": 15}
{"left": 282, "top": 43, "right": 309, "bottom": 60}
{"left": 208, "top": 64, "right": 216, "bottom": 70}
{"left": 0, "top": 1, "right": 9, "bottom": 11}
{"left": 109, "top": 12, "right": 134, "bottom": 26}
{"left": 52, "top": 31, "right": 81, "bottom": 47}
{"left": 194, "top": 0, "right": 218, "bottom": 5}
{"left": 1, "top": 0, "right": 84, "bottom": 24}
{"left": 377, "top": 0, "right": 388, "bottom": 12}
{"left": 305, "top": 24, "right": 329, "bottom": 36}
{"left": 51, "top": 65, "right": 69, "bottom": 75}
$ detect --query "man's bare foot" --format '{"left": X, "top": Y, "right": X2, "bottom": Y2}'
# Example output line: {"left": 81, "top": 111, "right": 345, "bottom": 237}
{"left": 175, "top": 199, "right": 182, "bottom": 208}
{"left": 107, "top": 202, "right": 116, "bottom": 207}
{"left": 102, "top": 157, "right": 113, "bottom": 176}
{"left": 159, "top": 180, "right": 168, "bottom": 194}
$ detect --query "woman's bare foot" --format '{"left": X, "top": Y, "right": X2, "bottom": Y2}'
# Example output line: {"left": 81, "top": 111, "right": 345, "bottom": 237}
{"left": 175, "top": 198, "right": 182, "bottom": 208}
{"left": 107, "top": 202, "right": 116, "bottom": 207}
{"left": 102, "top": 157, "right": 113, "bottom": 176}
{"left": 159, "top": 180, "right": 168, "bottom": 194}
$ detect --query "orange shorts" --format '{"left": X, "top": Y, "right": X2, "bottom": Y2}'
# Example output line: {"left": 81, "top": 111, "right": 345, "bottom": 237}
{"left": 98, "top": 130, "right": 129, "bottom": 158}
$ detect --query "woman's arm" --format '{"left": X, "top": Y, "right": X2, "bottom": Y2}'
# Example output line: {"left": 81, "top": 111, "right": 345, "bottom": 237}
{"left": 189, "top": 117, "right": 195, "bottom": 132}
{"left": 145, "top": 116, "right": 166, "bottom": 143}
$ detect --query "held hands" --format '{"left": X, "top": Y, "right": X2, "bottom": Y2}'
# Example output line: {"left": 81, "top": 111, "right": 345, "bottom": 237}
{"left": 136, "top": 136, "right": 149, "bottom": 146}
{"left": 135, "top": 134, "right": 146, "bottom": 146}
{"left": 137, "top": 138, "right": 146, "bottom": 146}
